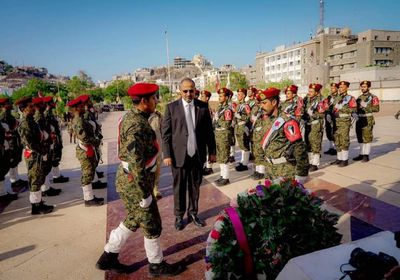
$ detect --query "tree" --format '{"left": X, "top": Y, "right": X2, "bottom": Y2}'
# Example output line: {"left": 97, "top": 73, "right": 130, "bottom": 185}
{"left": 266, "top": 79, "right": 294, "bottom": 90}
{"left": 227, "top": 72, "right": 248, "bottom": 91}
{"left": 11, "top": 79, "right": 55, "bottom": 102}
{"left": 103, "top": 80, "right": 133, "bottom": 103}
{"left": 87, "top": 88, "right": 104, "bottom": 103}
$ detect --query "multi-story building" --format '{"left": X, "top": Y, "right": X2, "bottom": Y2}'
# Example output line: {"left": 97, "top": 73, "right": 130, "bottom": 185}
{"left": 240, "top": 65, "right": 257, "bottom": 86}
{"left": 174, "top": 57, "right": 194, "bottom": 68}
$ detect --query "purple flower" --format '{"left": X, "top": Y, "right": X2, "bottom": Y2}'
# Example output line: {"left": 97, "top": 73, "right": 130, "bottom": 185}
{"left": 256, "top": 185, "right": 265, "bottom": 197}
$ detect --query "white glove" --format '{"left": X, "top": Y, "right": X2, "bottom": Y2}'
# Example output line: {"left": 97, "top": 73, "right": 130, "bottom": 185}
{"left": 326, "top": 114, "right": 332, "bottom": 123}
{"left": 334, "top": 104, "right": 343, "bottom": 110}
{"left": 42, "top": 131, "right": 49, "bottom": 140}
{"left": 4, "top": 141, "right": 10, "bottom": 151}
{"left": 251, "top": 116, "right": 257, "bottom": 123}
{"left": 360, "top": 101, "right": 367, "bottom": 108}
{"left": 42, "top": 154, "right": 48, "bottom": 161}
{"left": 295, "top": 175, "right": 308, "bottom": 185}
{"left": 139, "top": 195, "right": 153, "bottom": 208}
{"left": 244, "top": 126, "right": 250, "bottom": 136}
{"left": 307, "top": 108, "right": 314, "bottom": 116}
{"left": 352, "top": 112, "right": 359, "bottom": 121}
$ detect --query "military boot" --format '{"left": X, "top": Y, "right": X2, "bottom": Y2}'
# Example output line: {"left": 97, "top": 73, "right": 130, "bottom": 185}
{"left": 92, "top": 181, "right": 107, "bottom": 189}
{"left": 216, "top": 179, "right": 230, "bottom": 187}
{"left": 362, "top": 155, "right": 369, "bottom": 162}
{"left": 85, "top": 196, "right": 104, "bottom": 207}
{"left": 42, "top": 187, "right": 62, "bottom": 196}
{"left": 330, "top": 159, "right": 341, "bottom": 165}
{"left": 214, "top": 176, "right": 223, "bottom": 183}
{"left": 352, "top": 155, "right": 364, "bottom": 161}
{"left": 235, "top": 163, "right": 248, "bottom": 172}
{"left": 202, "top": 167, "right": 213, "bottom": 175}
{"left": 53, "top": 175, "right": 69, "bottom": 183}
{"left": 96, "top": 251, "right": 130, "bottom": 273}
{"left": 324, "top": 148, "right": 337, "bottom": 155}
{"left": 31, "top": 201, "right": 54, "bottom": 215}
{"left": 309, "top": 165, "right": 318, "bottom": 172}
{"left": 11, "top": 179, "right": 28, "bottom": 188}
{"left": 148, "top": 261, "right": 182, "bottom": 277}
{"left": 339, "top": 160, "right": 348, "bottom": 167}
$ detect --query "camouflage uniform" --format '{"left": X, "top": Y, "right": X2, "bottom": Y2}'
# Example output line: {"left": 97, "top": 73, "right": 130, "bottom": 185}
{"left": 262, "top": 112, "right": 309, "bottom": 180}
{"left": 251, "top": 107, "right": 271, "bottom": 179}
{"left": 281, "top": 95, "right": 304, "bottom": 120}
{"left": 354, "top": 91, "right": 380, "bottom": 160}
{"left": 148, "top": 110, "right": 163, "bottom": 198}
{"left": 332, "top": 92, "right": 357, "bottom": 164}
{"left": 0, "top": 110, "right": 23, "bottom": 171}
{"left": 233, "top": 99, "right": 251, "bottom": 170}
{"left": 45, "top": 108, "right": 63, "bottom": 171}
{"left": 74, "top": 113, "right": 100, "bottom": 186}
{"left": 0, "top": 119, "right": 10, "bottom": 181}
{"left": 324, "top": 92, "right": 341, "bottom": 153}
{"left": 303, "top": 95, "right": 327, "bottom": 169}
{"left": 116, "top": 106, "right": 161, "bottom": 238}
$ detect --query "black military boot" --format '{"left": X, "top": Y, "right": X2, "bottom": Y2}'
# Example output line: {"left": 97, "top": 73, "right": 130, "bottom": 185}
{"left": 324, "top": 148, "right": 337, "bottom": 155}
{"left": 235, "top": 163, "right": 248, "bottom": 172}
{"left": 251, "top": 171, "right": 260, "bottom": 179}
{"left": 96, "top": 251, "right": 130, "bottom": 273}
{"left": 214, "top": 176, "right": 223, "bottom": 183}
{"left": 96, "top": 171, "right": 104, "bottom": 178}
{"left": 352, "top": 154, "right": 364, "bottom": 161}
{"left": 85, "top": 196, "right": 104, "bottom": 207}
{"left": 330, "top": 159, "right": 341, "bottom": 165}
{"left": 53, "top": 175, "right": 69, "bottom": 183}
{"left": 362, "top": 155, "right": 370, "bottom": 162}
{"left": 228, "top": 156, "right": 235, "bottom": 163}
{"left": 92, "top": 181, "right": 107, "bottom": 189}
{"left": 0, "top": 193, "right": 18, "bottom": 201}
{"left": 202, "top": 167, "right": 213, "bottom": 175}
{"left": 216, "top": 179, "right": 230, "bottom": 187}
{"left": 309, "top": 165, "right": 319, "bottom": 172}
{"left": 148, "top": 261, "right": 183, "bottom": 277}
{"left": 339, "top": 160, "right": 348, "bottom": 167}
{"left": 31, "top": 201, "right": 54, "bottom": 215}
{"left": 11, "top": 179, "right": 28, "bottom": 188}
{"left": 42, "top": 187, "right": 62, "bottom": 197}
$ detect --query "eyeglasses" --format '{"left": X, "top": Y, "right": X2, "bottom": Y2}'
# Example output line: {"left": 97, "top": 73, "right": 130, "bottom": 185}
{"left": 182, "top": 89, "right": 195, "bottom": 94}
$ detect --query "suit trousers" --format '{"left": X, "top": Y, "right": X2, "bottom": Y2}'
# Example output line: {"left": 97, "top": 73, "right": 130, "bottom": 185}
{"left": 171, "top": 153, "right": 203, "bottom": 217}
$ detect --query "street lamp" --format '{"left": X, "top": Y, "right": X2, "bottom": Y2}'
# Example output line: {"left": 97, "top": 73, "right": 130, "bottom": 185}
{"left": 165, "top": 30, "right": 172, "bottom": 94}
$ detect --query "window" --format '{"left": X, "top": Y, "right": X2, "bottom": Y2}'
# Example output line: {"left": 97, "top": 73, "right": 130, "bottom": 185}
{"left": 289, "top": 61, "right": 293, "bottom": 66}
{"left": 387, "top": 36, "right": 391, "bottom": 41}
{"left": 362, "top": 37, "right": 367, "bottom": 41}
{"left": 277, "top": 55, "right": 281, "bottom": 60}
{"left": 374, "top": 35, "right": 378, "bottom": 40}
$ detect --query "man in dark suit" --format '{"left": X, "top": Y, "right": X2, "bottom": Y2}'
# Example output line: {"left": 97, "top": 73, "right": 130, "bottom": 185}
{"left": 162, "top": 78, "right": 216, "bottom": 230}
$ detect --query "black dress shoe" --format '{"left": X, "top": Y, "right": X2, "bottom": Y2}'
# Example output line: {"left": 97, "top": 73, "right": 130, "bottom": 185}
{"left": 309, "top": 165, "right": 318, "bottom": 172}
{"left": 202, "top": 167, "right": 213, "bottom": 175}
{"left": 96, "top": 251, "right": 130, "bottom": 273}
{"left": 175, "top": 217, "right": 184, "bottom": 231}
{"left": 330, "top": 159, "right": 341, "bottom": 165}
{"left": 53, "top": 175, "right": 69, "bottom": 183}
{"left": 42, "top": 187, "right": 62, "bottom": 197}
{"left": 339, "top": 160, "right": 348, "bottom": 167}
{"left": 216, "top": 178, "right": 230, "bottom": 186}
{"left": 149, "top": 261, "right": 183, "bottom": 277}
{"left": 215, "top": 176, "right": 223, "bottom": 183}
{"left": 353, "top": 155, "right": 364, "bottom": 161}
{"left": 235, "top": 163, "right": 248, "bottom": 172}
{"left": 188, "top": 214, "right": 205, "bottom": 227}
{"left": 362, "top": 155, "right": 369, "bottom": 162}
{"left": 31, "top": 201, "right": 54, "bottom": 215}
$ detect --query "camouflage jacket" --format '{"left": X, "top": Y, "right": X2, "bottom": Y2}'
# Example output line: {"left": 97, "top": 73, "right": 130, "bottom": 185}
{"left": 232, "top": 100, "right": 251, "bottom": 125}
{"left": 303, "top": 95, "right": 327, "bottom": 122}
{"left": 325, "top": 93, "right": 341, "bottom": 114}
{"left": 18, "top": 114, "right": 47, "bottom": 155}
{"left": 262, "top": 111, "right": 308, "bottom": 177}
{"left": 84, "top": 110, "right": 103, "bottom": 139}
{"left": 213, "top": 102, "right": 233, "bottom": 130}
{"left": 356, "top": 92, "right": 380, "bottom": 116}
{"left": 73, "top": 114, "right": 100, "bottom": 147}
{"left": 281, "top": 95, "right": 304, "bottom": 119}
{"left": 0, "top": 110, "right": 21, "bottom": 151}
{"left": 118, "top": 107, "right": 158, "bottom": 198}
{"left": 45, "top": 109, "right": 62, "bottom": 145}
{"left": 333, "top": 92, "right": 357, "bottom": 118}
{"left": 34, "top": 110, "right": 52, "bottom": 149}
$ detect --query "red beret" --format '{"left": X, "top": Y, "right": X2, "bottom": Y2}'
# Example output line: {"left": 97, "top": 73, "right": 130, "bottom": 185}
{"left": 15, "top": 96, "right": 32, "bottom": 107}
{"left": 360, "top": 80, "right": 371, "bottom": 87}
{"left": 238, "top": 88, "right": 247, "bottom": 94}
{"left": 248, "top": 87, "right": 258, "bottom": 94}
{"left": 257, "top": 87, "right": 281, "bottom": 102}
{"left": 78, "top": 94, "right": 91, "bottom": 104}
{"left": 32, "top": 97, "right": 44, "bottom": 105}
{"left": 195, "top": 89, "right": 200, "bottom": 95}
{"left": 0, "top": 97, "right": 10, "bottom": 105}
{"left": 339, "top": 81, "right": 350, "bottom": 87}
{"left": 309, "top": 83, "right": 323, "bottom": 92}
{"left": 128, "top": 83, "right": 159, "bottom": 98}
{"left": 42, "top": 96, "right": 54, "bottom": 103}
{"left": 201, "top": 90, "right": 211, "bottom": 97}
{"left": 218, "top": 87, "right": 230, "bottom": 97}
{"left": 67, "top": 98, "right": 82, "bottom": 108}
{"left": 330, "top": 82, "right": 339, "bottom": 88}
{"left": 285, "top": 85, "right": 298, "bottom": 94}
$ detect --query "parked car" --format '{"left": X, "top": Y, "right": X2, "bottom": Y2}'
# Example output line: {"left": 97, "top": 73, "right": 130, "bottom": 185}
{"left": 111, "top": 103, "right": 125, "bottom": 111}
{"left": 102, "top": 104, "right": 111, "bottom": 112}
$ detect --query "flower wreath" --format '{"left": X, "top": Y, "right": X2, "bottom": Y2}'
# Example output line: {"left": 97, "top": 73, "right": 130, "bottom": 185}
{"left": 205, "top": 179, "right": 342, "bottom": 280}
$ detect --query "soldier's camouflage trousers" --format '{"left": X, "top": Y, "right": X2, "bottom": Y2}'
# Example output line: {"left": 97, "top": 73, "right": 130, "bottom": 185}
{"left": 216, "top": 130, "right": 232, "bottom": 163}
{"left": 25, "top": 152, "right": 46, "bottom": 192}
{"left": 334, "top": 118, "right": 352, "bottom": 152}
{"left": 305, "top": 120, "right": 323, "bottom": 154}
{"left": 116, "top": 166, "right": 162, "bottom": 239}
{"left": 251, "top": 127, "right": 266, "bottom": 165}
{"left": 229, "top": 127, "right": 235, "bottom": 146}
{"left": 51, "top": 144, "right": 63, "bottom": 167}
{"left": 325, "top": 115, "right": 336, "bottom": 142}
{"left": 266, "top": 162, "right": 296, "bottom": 181}
{"left": 235, "top": 125, "right": 250, "bottom": 151}
{"left": 356, "top": 116, "right": 375, "bottom": 143}
{"left": 76, "top": 147, "right": 98, "bottom": 185}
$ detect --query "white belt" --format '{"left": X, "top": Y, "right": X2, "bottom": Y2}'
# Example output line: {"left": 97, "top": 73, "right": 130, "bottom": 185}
{"left": 307, "top": 120, "right": 320, "bottom": 125}
{"left": 237, "top": 121, "right": 246, "bottom": 126}
{"left": 266, "top": 157, "right": 287, "bottom": 165}
{"left": 215, "top": 128, "right": 226, "bottom": 131}
{"left": 358, "top": 113, "right": 373, "bottom": 117}
{"left": 121, "top": 161, "right": 129, "bottom": 173}
{"left": 338, "top": 113, "right": 350, "bottom": 118}
{"left": 78, "top": 140, "right": 88, "bottom": 151}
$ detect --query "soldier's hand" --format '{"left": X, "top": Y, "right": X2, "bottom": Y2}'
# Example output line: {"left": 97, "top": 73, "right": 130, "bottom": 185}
{"left": 163, "top": 157, "right": 172, "bottom": 166}
{"left": 208, "top": 154, "right": 216, "bottom": 163}
{"left": 360, "top": 101, "right": 367, "bottom": 108}
{"left": 139, "top": 195, "right": 152, "bottom": 208}
{"left": 395, "top": 113, "right": 400, "bottom": 120}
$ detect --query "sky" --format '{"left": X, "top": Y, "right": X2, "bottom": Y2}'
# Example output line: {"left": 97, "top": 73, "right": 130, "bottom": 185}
{"left": 1, "top": 0, "right": 399, "bottom": 82}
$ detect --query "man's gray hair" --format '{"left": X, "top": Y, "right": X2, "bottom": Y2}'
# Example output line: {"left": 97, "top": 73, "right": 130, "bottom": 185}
{"left": 180, "top": 77, "right": 195, "bottom": 87}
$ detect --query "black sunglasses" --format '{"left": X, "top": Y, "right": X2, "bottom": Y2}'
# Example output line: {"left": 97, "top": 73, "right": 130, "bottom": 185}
{"left": 182, "top": 89, "right": 195, "bottom": 94}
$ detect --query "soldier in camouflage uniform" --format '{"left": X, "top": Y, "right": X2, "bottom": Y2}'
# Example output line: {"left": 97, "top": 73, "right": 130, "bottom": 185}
{"left": 258, "top": 88, "right": 309, "bottom": 183}
{"left": 200, "top": 90, "right": 214, "bottom": 175}
{"left": 331, "top": 81, "right": 357, "bottom": 167}
{"left": 33, "top": 97, "right": 62, "bottom": 197}
{"left": 248, "top": 87, "right": 259, "bottom": 161}
{"left": 43, "top": 96, "right": 69, "bottom": 183}
{"left": 353, "top": 81, "right": 380, "bottom": 162}
{"left": 0, "top": 98, "right": 18, "bottom": 200}
{"left": 324, "top": 83, "right": 340, "bottom": 155}
{"left": 281, "top": 85, "right": 304, "bottom": 120}
{"left": 227, "top": 89, "right": 236, "bottom": 163}
{"left": 69, "top": 96, "right": 104, "bottom": 206}
{"left": 80, "top": 95, "right": 107, "bottom": 188}
{"left": 96, "top": 83, "right": 182, "bottom": 277}
{"left": 16, "top": 97, "right": 54, "bottom": 215}
{"left": 233, "top": 88, "right": 252, "bottom": 172}
{"left": 148, "top": 108, "right": 163, "bottom": 199}
{"left": 303, "top": 83, "right": 328, "bottom": 172}
{"left": 0, "top": 97, "right": 28, "bottom": 190}
{"left": 214, "top": 88, "right": 234, "bottom": 186}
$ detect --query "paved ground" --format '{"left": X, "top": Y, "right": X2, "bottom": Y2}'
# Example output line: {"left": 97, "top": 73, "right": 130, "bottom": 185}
{"left": 0, "top": 103, "right": 399, "bottom": 280}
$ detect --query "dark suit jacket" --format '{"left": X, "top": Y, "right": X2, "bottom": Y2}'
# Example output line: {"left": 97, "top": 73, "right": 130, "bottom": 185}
{"left": 162, "top": 98, "right": 216, "bottom": 168}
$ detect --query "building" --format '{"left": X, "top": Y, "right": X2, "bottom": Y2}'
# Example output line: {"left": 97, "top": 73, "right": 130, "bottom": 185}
{"left": 256, "top": 28, "right": 400, "bottom": 87}
{"left": 240, "top": 65, "right": 257, "bottom": 86}
{"left": 192, "top": 54, "right": 212, "bottom": 69}
{"left": 173, "top": 57, "right": 194, "bottom": 68}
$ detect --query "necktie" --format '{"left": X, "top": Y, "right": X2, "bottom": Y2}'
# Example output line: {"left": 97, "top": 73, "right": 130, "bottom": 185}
{"left": 186, "top": 104, "right": 196, "bottom": 157}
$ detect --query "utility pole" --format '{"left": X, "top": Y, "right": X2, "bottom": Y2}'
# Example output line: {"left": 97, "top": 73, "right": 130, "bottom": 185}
{"left": 165, "top": 30, "right": 172, "bottom": 94}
